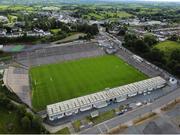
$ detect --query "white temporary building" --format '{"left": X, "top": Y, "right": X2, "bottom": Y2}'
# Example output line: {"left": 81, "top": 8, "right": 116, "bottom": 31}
{"left": 47, "top": 76, "right": 166, "bottom": 121}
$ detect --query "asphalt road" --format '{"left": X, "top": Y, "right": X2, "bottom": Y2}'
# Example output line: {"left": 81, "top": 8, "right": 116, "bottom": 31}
{"left": 80, "top": 87, "right": 180, "bottom": 134}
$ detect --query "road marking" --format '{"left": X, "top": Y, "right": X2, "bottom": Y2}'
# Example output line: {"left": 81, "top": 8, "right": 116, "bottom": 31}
{"left": 97, "top": 126, "right": 103, "bottom": 134}
{"left": 104, "top": 123, "right": 109, "bottom": 131}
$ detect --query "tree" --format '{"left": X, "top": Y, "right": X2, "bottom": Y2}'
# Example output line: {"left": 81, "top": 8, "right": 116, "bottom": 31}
{"left": 16, "top": 105, "right": 26, "bottom": 117}
{"left": 168, "top": 49, "right": 180, "bottom": 77}
{"left": 31, "top": 116, "right": 42, "bottom": 130}
{"left": 124, "top": 33, "right": 137, "bottom": 48}
{"left": 0, "top": 93, "right": 10, "bottom": 107}
{"left": 105, "top": 27, "right": 109, "bottom": 33}
{"left": 144, "top": 34, "right": 158, "bottom": 47}
{"left": 21, "top": 116, "right": 31, "bottom": 130}
{"left": 173, "top": 64, "right": 180, "bottom": 77}
{"left": 134, "top": 39, "right": 150, "bottom": 53}
{"left": 76, "top": 23, "right": 99, "bottom": 36}
{"left": 92, "top": 24, "right": 99, "bottom": 35}
{"left": 170, "top": 49, "right": 180, "bottom": 62}
{"left": 146, "top": 48, "right": 166, "bottom": 64}
{"left": 6, "top": 102, "right": 15, "bottom": 110}
{"left": 0, "top": 50, "right": 4, "bottom": 55}
{"left": 117, "top": 26, "right": 127, "bottom": 36}
{"left": 25, "top": 112, "right": 33, "bottom": 121}
{"left": 169, "top": 34, "right": 179, "bottom": 42}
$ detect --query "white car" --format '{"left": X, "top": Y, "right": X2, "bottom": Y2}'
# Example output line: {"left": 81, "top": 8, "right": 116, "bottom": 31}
{"left": 136, "top": 102, "right": 142, "bottom": 107}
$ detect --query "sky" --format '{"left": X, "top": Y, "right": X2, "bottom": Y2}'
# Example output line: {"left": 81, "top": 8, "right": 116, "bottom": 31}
{"left": 142, "top": 0, "right": 180, "bottom": 1}
{"left": 109, "top": 0, "right": 180, "bottom": 2}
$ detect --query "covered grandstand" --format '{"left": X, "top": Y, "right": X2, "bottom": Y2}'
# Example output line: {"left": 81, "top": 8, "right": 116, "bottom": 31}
{"left": 47, "top": 76, "right": 166, "bottom": 121}
{"left": 14, "top": 41, "right": 104, "bottom": 67}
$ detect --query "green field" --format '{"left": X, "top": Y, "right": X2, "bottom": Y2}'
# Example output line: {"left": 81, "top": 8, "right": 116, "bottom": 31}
{"left": 154, "top": 41, "right": 180, "bottom": 58}
{"left": 0, "top": 5, "right": 35, "bottom": 11}
{"left": 30, "top": 55, "right": 147, "bottom": 110}
{"left": 83, "top": 11, "right": 133, "bottom": 20}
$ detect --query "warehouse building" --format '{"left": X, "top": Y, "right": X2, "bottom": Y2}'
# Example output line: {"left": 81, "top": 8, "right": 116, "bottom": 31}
{"left": 47, "top": 76, "right": 166, "bottom": 121}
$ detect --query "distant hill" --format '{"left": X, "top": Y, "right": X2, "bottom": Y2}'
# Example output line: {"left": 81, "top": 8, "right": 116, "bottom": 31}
{"left": 0, "top": 0, "right": 159, "bottom": 4}
{"left": 1, "top": 0, "right": 92, "bottom": 5}
{"left": 0, "top": 0, "right": 180, "bottom": 5}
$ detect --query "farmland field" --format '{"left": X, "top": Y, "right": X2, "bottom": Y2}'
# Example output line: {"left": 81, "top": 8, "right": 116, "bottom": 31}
{"left": 83, "top": 11, "right": 133, "bottom": 20}
{"left": 30, "top": 55, "right": 147, "bottom": 110}
{"left": 0, "top": 5, "right": 35, "bottom": 11}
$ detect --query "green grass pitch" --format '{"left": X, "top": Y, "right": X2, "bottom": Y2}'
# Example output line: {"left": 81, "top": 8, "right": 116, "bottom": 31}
{"left": 30, "top": 55, "right": 148, "bottom": 110}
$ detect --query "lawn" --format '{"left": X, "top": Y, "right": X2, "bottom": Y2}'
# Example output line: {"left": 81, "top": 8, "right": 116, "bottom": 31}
{"left": 55, "top": 33, "right": 86, "bottom": 44}
{"left": 106, "top": 11, "right": 133, "bottom": 18}
{"left": 42, "top": 6, "right": 60, "bottom": 11}
{"left": 88, "top": 13, "right": 104, "bottom": 20}
{"left": 154, "top": 41, "right": 180, "bottom": 59}
{"left": 55, "top": 127, "right": 70, "bottom": 134}
{"left": 30, "top": 55, "right": 147, "bottom": 110}
{"left": 72, "top": 120, "right": 81, "bottom": 132}
{"left": 50, "top": 29, "right": 61, "bottom": 35}
{"left": 0, "top": 5, "right": 9, "bottom": 10}
{"left": 87, "top": 110, "right": 116, "bottom": 125}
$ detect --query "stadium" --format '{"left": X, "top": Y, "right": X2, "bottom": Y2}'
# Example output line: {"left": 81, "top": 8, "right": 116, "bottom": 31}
{"left": 3, "top": 41, "right": 167, "bottom": 121}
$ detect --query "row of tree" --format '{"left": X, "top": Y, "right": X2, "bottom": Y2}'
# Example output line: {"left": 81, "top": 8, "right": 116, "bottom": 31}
{"left": 123, "top": 33, "right": 180, "bottom": 77}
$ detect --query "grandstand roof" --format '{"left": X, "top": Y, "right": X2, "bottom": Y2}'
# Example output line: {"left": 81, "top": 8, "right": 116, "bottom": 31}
{"left": 47, "top": 76, "right": 166, "bottom": 117}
